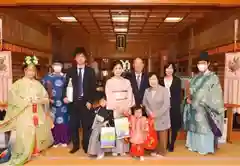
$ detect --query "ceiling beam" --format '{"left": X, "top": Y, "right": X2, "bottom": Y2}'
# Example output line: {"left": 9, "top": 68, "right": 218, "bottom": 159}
{"left": 108, "top": 9, "right": 115, "bottom": 35}
{"left": 127, "top": 8, "right": 131, "bottom": 34}
{"left": 88, "top": 9, "right": 101, "bottom": 34}
{"left": 140, "top": 9, "right": 152, "bottom": 34}
{"left": 68, "top": 8, "right": 89, "bottom": 34}
{"left": 1, "top": 0, "right": 240, "bottom": 6}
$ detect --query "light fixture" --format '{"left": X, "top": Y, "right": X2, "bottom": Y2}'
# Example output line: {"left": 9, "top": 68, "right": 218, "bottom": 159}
{"left": 114, "top": 27, "right": 128, "bottom": 33}
{"left": 57, "top": 16, "right": 77, "bottom": 22}
{"left": 112, "top": 15, "right": 129, "bottom": 22}
{"left": 164, "top": 17, "right": 183, "bottom": 23}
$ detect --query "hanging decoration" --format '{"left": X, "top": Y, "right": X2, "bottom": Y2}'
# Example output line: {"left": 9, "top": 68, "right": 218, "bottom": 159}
{"left": 116, "top": 34, "right": 126, "bottom": 52}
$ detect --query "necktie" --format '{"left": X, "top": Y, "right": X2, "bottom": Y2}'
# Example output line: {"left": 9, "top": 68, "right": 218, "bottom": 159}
{"left": 78, "top": 68, "right": 83, "bottom": 97}
{"left": 137, "top": 74, "right": 141, "bottom": 89}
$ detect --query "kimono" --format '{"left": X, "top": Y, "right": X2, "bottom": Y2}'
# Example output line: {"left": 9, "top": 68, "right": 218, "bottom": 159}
{"left": 129, "top": 115, "right": 148, "bottom": 156}
{"left": 42, "top": 73, "right": 70, "bottom": 145}
{"left": 87, "top": 107, "right": 114, "bottom": 155}
{"left": 105, "top": 77, "right": 135, "bottom": 154}
{"left": 0, "top": 77, "right": 53, "bottom": 165}
{"left": 183, "top": 71, "right": 224, "bottom": 154}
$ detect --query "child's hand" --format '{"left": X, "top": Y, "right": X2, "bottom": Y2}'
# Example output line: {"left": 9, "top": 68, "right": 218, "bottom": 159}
{"left": 150, "top": 112, "right": 155, "bottom": 118}
{"left": 123, "top": 110, "right": 130, "bottom": 117}
{"left": 103, "top": 121, "right": 109, "bottom": 126}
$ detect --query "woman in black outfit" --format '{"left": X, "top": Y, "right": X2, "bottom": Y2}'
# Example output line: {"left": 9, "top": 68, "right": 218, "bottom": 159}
{"left": 160, "top": 62, "right": 182, "bottom": 152}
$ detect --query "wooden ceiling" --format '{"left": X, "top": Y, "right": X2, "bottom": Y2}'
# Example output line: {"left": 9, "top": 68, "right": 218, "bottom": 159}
{"left": 1, "top": 0, "right": 240, "bottom": 6}
{"left": 27, "top": 7, "right": 214, "bottom": 41}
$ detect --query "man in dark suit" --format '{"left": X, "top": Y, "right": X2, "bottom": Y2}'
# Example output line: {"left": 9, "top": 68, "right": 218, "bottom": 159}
{"left": 63, "top": 47, "right": 96, "bottom": 154}
{"left": 127, "top": 57, "right": 149, "bottom": 106}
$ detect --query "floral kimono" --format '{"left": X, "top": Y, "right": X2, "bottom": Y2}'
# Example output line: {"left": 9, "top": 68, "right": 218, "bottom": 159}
{"left": 183, "top": 71, "right": 224, "bottom": 155}
{"left": 0, "top": 77, "right": 53, "bottom": 165}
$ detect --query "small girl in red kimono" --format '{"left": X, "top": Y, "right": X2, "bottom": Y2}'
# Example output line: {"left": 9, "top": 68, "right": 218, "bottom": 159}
{"left": 129, "top": 105, "right": 148, "bottom": 161}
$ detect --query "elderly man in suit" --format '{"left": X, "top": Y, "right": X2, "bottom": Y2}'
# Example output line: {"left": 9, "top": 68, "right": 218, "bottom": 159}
{"left": 127, "top": 57, "right": 149, "bottom": 106}
{"left": 143, "top": 72, "right": 171, "bottom": 156}
{"left": 63, "top": 47, "right": 96, "bottom": 154}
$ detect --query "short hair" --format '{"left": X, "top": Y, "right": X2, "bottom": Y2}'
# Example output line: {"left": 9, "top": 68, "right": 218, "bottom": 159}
{"left": 131, "top": 105, "right": 147, "bottom": 117}
{"left": 111, "top": 60, "right": 123, "bottom": 70}
{"left": 72, "top": 47, "right": 87, "bottom": 57}
{"left": 133, "top": 57, "right": 144, "bottom": 63}
{"left": 148, "top": 72, "right": 159, "bottom": 80}
{"left": 164, "top": 62, "right": 177, "bottom": 75}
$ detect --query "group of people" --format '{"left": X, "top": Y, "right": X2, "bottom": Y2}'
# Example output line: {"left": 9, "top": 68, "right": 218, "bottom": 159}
{"left": 0, "top": 47, "right": 225, "bottom": 165}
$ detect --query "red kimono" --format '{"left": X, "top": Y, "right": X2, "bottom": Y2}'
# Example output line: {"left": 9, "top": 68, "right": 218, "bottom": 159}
{"left": 144, "top": 117, "right": 158, "bottom": 150}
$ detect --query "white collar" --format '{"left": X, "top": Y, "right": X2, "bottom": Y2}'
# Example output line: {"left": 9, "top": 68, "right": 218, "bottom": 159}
{"left": 135, "top": 72, "right": 142, "bottom": 77}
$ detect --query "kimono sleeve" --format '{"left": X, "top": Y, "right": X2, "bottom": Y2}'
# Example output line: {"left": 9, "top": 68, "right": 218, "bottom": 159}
{"left": 201, "top": 75, "right": 225, "bottom": 114}
{"left": 126, "top": 80, "right": 135, "bottom": 108}
{"left": 105, "top": 80, "right": 116, "bottom": 110}
{"left": 6, "top": 80, "right": 29, "bottom": 120}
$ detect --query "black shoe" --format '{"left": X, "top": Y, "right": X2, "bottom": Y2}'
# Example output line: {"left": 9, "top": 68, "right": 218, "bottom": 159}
{"left": 168, "top": 146, "right": 174, "bottom": 152}
{"left": 69, "top": 147, "right": 79, "bottom": 154}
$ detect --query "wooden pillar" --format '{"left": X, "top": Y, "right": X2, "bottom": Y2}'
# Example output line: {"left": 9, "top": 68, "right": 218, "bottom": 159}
{"left": 147, "top": 44, "right": 152, "bottom": 72}
{"left": 160, "top": 50, "right": 168, "bottom": 77}
{"left": 188, "top": 28, "right": 194, "bottom": 76}
{"left": 234, "top": 19, "right": 239, "bottom": 52}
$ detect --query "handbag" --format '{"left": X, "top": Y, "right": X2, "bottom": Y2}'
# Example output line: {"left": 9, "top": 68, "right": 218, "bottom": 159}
{"left": 100, "top": 126, "right": 116, "bottom": 149}
{"left": 114, "top": 117, "right": 130, "bottom": 139}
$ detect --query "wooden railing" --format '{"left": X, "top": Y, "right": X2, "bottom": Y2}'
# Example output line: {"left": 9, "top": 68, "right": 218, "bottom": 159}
{"left": 224, "top": 103, "right": 240, "bottom": 143}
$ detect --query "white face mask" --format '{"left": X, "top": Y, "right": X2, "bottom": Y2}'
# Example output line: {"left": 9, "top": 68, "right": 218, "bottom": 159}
{"left": 197, "top": 64, "right": 207, "bottom": 72}
{"left": 53, "top": 65, "right": 62, "bottom": 73}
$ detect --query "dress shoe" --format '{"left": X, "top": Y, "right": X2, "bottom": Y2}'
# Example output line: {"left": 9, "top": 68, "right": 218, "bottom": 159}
{"left": 69, "top": 147, "right": 79, "bottom": 154}
{"left": 168, "top": 147, "right": 174, "bottom": 152}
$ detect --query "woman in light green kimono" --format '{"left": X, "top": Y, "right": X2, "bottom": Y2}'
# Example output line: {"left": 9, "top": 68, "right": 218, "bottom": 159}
{"left": 183, "top": 52, "right": 225, "bottom": 155}
{"left": 0, "top": 56, "right": 53, "bottom": 165}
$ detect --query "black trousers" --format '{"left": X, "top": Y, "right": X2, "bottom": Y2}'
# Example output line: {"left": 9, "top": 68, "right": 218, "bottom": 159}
{"left": 167, "top": 127, "right": 180, "bottom": 149}
{"left": 69, "top": 99, "right": 94, "bottom": 153}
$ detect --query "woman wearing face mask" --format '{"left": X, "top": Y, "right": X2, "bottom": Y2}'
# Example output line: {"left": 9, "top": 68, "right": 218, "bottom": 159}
{"left": 160, "top": 63, "right": 182, "bottom": 152}
{"left": 105, "top": 60, "right": 135, "bottom": 156}
{"left": 183, "top": 52, "right": 224, "bottom": 155}
{"left": 42, "top": 62, "right": 70, "bottom": 148}
{"left": 143, "top": 72, "right": 170, "bottom": 156}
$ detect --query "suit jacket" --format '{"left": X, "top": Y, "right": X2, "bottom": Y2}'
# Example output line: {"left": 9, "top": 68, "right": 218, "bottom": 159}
{"left": 143, "top": 85, "right": 171, "bottom": 131}
{"left": 159, "top": 76, "right": 182, "bottom": 129}
{"left": 63, "top": 66, "right": 96, "bottom": 104}
{"left": 126, "top": 72, "right": 149, "bottom": 106}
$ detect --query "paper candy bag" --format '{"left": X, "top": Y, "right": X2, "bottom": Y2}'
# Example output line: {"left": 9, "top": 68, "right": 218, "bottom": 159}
{"left": 100, "top": 127, "right": 116, "bottom": 148}
{"left": 114, "top": 117, "right": 130, "bottom": 139}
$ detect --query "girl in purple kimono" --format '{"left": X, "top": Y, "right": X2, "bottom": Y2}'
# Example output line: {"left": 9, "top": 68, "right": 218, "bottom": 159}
{"left": 42, "top": 62, "right": 70, "bottom": 147}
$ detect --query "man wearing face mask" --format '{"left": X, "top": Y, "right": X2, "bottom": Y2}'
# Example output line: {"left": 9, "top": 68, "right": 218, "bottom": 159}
{"left": 42, "top": 62, "right": 70, "bottom": 148}
{"left": 183, "top": 52, "right": 224, "bottom": 155}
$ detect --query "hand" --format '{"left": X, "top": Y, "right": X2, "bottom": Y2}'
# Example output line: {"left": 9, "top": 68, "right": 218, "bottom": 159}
{"left": 31, "top": 97, "right": 41, "bottom": 104}
{"left": 187, "top": 98, "right": 192, "bottom": 104}
{"left": 150, "top": 112, "right": 155, "bottom": 118}
{"left": 50, "top": 99, "right": 54, "bottom": 104}
{"left": 123, "top": 110, "right": 130, "bottom": 117}
{"left": 63, "top": 97, "right": 69, "bottom": 104}
{"left": 103, "top": 121, "right": 109, "bottom": 126}
{"left": 86, "top": 102, "right": 92, "bottom": 110}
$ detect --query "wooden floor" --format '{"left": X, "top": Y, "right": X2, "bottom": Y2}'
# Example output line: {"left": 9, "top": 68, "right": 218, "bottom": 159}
{"left": 25, "top": 141, "right": 240, "bottom": 166}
